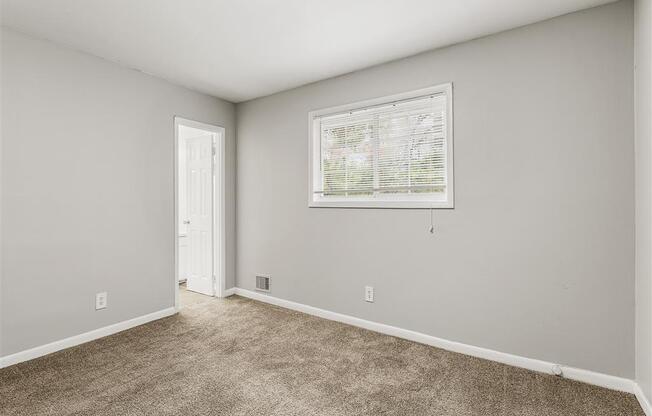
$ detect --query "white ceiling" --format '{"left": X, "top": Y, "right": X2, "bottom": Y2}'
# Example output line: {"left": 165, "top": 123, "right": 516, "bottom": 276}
{"left": 1, "top": 0, "right": 616, "bottom": 103}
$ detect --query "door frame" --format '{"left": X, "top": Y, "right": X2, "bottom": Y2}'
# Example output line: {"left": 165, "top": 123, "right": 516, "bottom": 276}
{"left": 174, "top": 116, "right": 226, "bottom": 311}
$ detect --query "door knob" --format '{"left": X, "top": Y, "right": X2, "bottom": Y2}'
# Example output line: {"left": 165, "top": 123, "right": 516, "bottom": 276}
{"left": 183, "top": 220, "right": 190, "bottom": 225}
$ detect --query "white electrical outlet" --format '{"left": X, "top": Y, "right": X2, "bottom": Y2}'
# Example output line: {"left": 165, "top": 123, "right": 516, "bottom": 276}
{"left": 95, "top": 292, "right": 107, "bottom": 310}
{"left": 365, "top": 286, "right": 374, "bottom": 303}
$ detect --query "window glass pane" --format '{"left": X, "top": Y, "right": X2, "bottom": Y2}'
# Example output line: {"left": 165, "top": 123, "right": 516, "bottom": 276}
{"left": 312, "top": 86, "right": 451, "bottom": 207}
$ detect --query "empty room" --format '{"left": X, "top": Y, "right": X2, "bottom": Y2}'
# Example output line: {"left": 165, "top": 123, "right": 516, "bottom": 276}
{"left": 1, "top": 0, "right": 652, "bottom": 415}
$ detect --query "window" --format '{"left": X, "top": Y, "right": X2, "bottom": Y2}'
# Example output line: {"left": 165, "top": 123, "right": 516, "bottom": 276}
{"left": 309, "top": 84, "right": 454, "bottom": 208}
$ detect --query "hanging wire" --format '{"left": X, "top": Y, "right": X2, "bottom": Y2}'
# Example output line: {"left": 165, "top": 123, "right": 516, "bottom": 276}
{"left": 429, "top": 207, "right": 435, "bottom": 234}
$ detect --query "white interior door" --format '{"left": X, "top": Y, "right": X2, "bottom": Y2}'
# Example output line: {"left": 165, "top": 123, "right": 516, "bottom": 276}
{"left": 185, "top": 134, "right": 214, "bottom": 296}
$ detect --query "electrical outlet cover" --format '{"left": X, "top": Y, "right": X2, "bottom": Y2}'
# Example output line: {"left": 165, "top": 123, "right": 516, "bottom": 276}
{"left": 95, "top": 292, "right": 107, "bottom": 310}
{"left": 365, "top": 286, "right": 374, "bottom": 303}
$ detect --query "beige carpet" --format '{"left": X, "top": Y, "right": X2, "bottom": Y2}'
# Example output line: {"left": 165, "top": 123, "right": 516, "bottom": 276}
{"left": 0, "top": 295, "right": 644, "bottom": 416}
{"left": 179, "top": 282, "right": 214, "bottom": 308}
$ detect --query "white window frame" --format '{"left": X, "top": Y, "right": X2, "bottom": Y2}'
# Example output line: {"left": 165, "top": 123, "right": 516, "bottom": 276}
{"left": 308, "top": 83, "right": 454, "bottom": 209}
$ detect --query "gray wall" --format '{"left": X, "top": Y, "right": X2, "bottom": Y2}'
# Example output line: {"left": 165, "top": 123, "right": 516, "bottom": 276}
{"left": 236, "top": 1, "right": 635, "bottom": 378}
{"left": 0, "top": 28, "right": 236, "bottom": 356}
{"left": 636, "top": 0, "right": 652, "bottom": 402}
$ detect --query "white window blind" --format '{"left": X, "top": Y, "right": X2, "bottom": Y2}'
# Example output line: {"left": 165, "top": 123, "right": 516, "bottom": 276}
{"left": 309, "top": 84, "right": 453, "bottom": 208}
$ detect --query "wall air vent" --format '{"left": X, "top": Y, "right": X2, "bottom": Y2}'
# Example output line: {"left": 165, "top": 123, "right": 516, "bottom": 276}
{"left": 256, "top": 275, "right": 271, "bottom": 292}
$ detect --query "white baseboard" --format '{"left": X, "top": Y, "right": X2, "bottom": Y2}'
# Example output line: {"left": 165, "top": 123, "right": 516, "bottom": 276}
{"left": 234, "top": 288, "right": 637, "bottom": 395}
{"left": 0, "top": 307, "right": 176, "bottom": 369}
{"left": 2, "top": 289, "right": 648, "bottom": 414}
{"left": 634, "top": 383, "right": 652, "bottom": 416}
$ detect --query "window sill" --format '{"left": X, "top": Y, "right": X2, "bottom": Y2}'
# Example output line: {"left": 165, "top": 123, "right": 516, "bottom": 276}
{"left": 308, "top": 200, "right": 454, "bottom": 209}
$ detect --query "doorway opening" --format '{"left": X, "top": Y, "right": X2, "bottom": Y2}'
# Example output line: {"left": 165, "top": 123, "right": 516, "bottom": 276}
{"left": 174, "top": 117, "right": 226, "bottom": 310}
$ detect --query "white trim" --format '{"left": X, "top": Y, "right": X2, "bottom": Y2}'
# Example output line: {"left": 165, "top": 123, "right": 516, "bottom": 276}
{"left": 307, "top": 200, "right": 453, "bottom": 209}
{"left": 234, "top": 288, "right": 637, "bottom": 395}
{"left": 214, "top": 126, "right": 227, "bottom": 298}
{"left": 0, "top": 307, "right": 176, "bottom": 369}
{"left": 174, "top": 117, "right": 227, "bottom": 308}
{"left": 174, "top": 117, "right": 180, "bottom": 311}
{"left": 2, "top": 289, "right": 647, "bottom": 413}
{"left": 634, "top": 383, "right": 652, "bottom": 416}
{"left": 308, "top": 83, "right": 454, "bottom": 209}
